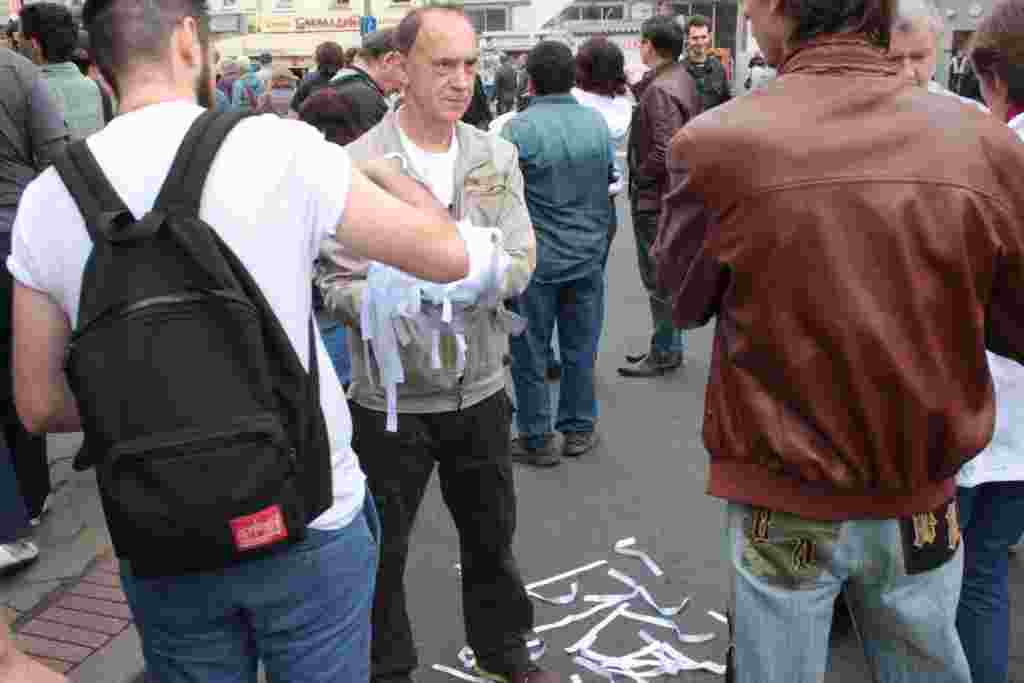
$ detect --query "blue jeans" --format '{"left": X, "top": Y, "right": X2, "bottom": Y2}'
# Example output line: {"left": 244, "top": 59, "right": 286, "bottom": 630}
{"left": 122, "top": 497, "right": 379, "bottom": 683}
{"left": 725, "top": 501, "right": 970, "bottom": 683}
{"left": 509, "top": 268, "right": 603, "bottom": 449}
{"left": 0, "top": 439, "right": 30, "bottom": 544}
{"left": 956, "top": 482, "right": 1024, "bottom": 683}
{"left": 318, "top": 315, "right": 351, "bottom": 386}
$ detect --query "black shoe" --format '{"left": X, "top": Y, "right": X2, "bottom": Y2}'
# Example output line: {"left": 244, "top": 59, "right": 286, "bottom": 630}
{"left": 831, "top": 593, "right": 855, "bottom": 640}
{"left": 563, "top": 431, "right": 600, "bottom": 458}
{"left": 617, "top": 350, "right": 683, "bottom": 377}
{"left": 510, "top": 436, "right": 561, "bottom": 468}
{"left": 545, "top": 363, "right": 562, "bottom": 381}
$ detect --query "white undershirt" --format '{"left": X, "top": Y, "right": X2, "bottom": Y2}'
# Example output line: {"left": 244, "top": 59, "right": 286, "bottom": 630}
{"left": 397, "top": 117, "right": 459, "bottom": 208}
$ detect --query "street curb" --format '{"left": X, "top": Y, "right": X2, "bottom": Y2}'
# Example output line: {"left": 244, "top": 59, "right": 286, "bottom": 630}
{"left": 11, "top": 551, "right": 144, "bottom": 681}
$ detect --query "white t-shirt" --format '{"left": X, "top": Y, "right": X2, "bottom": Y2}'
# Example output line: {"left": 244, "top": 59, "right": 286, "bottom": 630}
{"left": 7, "top": 100, "right": 365, "bottom": 531}
{"left": 397, "top": 119, "right": 459, "bottom": 208}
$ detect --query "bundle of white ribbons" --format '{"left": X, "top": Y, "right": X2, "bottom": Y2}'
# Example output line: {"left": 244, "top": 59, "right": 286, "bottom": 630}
{"left": 360, "top": 220, "right": 511, "bottom": 431}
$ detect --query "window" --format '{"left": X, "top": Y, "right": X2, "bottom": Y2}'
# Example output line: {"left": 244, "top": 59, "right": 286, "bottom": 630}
{"left": 560, "top": 3, "right": 625, "bottom": 22}
{"left": 466, "top": 7, "right": 508, "bottom": 33}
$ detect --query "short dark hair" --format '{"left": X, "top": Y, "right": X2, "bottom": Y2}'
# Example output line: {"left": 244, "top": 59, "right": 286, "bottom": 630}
{"left": 315, "top": 41, "right": 344, "bottom": 74}
{"left": 20, "top": 3, "right": 79, "bottom": 63}
{"left": 782, "top": 0, "right": 893, "bottom": 49}
{"left": 394, "top": 5, "right": 468, "bottom": 55}
{"left": 969, "top": 0, "right": 1024, "bottom": 107}
{"left": 358, "top": 28, "right": 397, "bottom": 60}
{"left": 526, "top": 40, "right": 574, "bottom": 96}
{"left": 5, "top": 18, "right": 19, "bottom": 39}
{"left": 686, "top": 13, "right": 710, "bottom": 35}
{"left": 82, "top": 0, "right": 209, "bottom": 97}
{"left": 641, "top": 15, "right": 685, "bottom": 61}
{"left": 575, "top": 36, "right": 627, "bottom": 97}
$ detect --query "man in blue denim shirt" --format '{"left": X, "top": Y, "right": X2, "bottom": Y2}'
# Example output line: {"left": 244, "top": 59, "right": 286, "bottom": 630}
{"left": 503, "top": 41, "right": 613, "bottom": 466}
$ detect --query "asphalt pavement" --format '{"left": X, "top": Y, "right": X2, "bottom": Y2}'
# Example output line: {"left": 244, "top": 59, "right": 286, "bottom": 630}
{"left": 400, "top": 195, "right": 1024, "bottom": 682}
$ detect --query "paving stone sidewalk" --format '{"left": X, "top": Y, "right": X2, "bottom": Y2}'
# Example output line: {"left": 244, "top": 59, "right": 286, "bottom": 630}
{"left": 1, "top": 433, "right": 144, "bottom": 682}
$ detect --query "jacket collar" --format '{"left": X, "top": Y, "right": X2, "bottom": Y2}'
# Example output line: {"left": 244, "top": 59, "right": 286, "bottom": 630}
{"left": 41, "top": 61, "right": 81, "bottom": 76}
{"left": 527, "top": 93, "right": 578, "bottom": 106}
{"left": 779, "top": 35, "right": 899, "bottom": 78}
{"left": 372, "top": 109, "right": 494, "bottom": 185}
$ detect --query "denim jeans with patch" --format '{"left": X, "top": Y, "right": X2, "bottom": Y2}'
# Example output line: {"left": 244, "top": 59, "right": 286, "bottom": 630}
{"left": 121, "top": 496, "right": 379, "bottom": 683}
{"left": 724, "top": 501, "right": 970, "bottom": 683}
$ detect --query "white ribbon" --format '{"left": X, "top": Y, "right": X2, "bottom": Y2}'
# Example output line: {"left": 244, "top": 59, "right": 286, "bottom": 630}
{"left": 534, "top": 595, "right": 628, "bottom": 635}
{"left": 621, "top": 608, "right": 716, "bottom": 644}
{"left": 432, "top": 664, "right": 493, "bottom": 682}
{"left": 637, "top": 630, "right": 726, "bottom": 676}
{"left": 708, "top": 610, "right": 729, "bottom": 625}
{"left": 565, "top": 603, "right": 631, "bottom": 653}
{"left": 614, "top": 537, "right": 664, "bottom": 577}
{"left": 528, "top": 581, "right": 579, "bottom": 606}
{"left": 526, "top": 559, "right": 608, "bottom": 591}
{"left": 606, "top": 568, "right": 689, "bottom": 616}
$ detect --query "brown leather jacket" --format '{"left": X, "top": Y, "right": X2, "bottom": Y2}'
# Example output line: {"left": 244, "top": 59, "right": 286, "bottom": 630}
{"left": 655, "top": 37, "right": 1024, "bottom": 521}
{"left": 627, "top": 62, "right": 700, "bottom": 212}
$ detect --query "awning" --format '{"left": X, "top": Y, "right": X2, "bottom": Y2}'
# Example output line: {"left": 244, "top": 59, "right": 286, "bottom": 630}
{"left": 213, "top": 31, "right": 360, "bottom": 63}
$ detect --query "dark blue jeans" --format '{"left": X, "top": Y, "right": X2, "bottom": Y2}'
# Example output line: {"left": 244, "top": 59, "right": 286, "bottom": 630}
{"left": 956, "top": 482, "right": 1024, "bottom": 683}
{"left": 509, "top": 267, "right": 603, "bottom": 449}
{"left": 317, "top": 315, "right": 352, "bottom": 387}
{"left": 121, "top": 497, "right": 379, "bottom": 683}
{"left": 0, "top": 439, "right": 30, "bottom": 544}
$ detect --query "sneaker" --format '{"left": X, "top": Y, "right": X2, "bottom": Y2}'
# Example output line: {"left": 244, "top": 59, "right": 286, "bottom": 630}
{"left": 563, "top": 431, "right": 600, "bottom": 458}
{"left": 0, "top": 540, "right": 39, "bottom": 572}
{"left": 29, "top": 494, "right": 54, "bottom": 527}
{"left": 510, "top": 436, "right": 561, "bottom": 468}
{"left": 617, "top": 350, "right": 683, "bottom": 377}
{"left": 473, "top": 663, "right": 561, "bottom": 683}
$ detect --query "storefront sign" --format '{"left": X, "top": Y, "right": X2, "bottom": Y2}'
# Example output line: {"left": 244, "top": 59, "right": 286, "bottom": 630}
{"left": 210, "top": 13, "right": 246, "bottom": 33}
{"left": 261, "top": 13, "right": 362, "bottom": 32}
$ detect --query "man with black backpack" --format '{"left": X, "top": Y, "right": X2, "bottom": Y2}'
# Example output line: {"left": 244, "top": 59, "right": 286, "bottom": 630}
{"left": 5, "top": 0, "right": 502, "bottom": 679}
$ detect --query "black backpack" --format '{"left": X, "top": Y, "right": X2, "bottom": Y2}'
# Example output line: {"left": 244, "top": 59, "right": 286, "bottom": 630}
{"left": 53, "top": 110, "right": 332, "bottom": 578}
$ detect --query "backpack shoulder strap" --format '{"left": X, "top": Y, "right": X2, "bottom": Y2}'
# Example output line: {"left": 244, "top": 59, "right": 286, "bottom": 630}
{"left": 53, "top": 140, "right": 132, "bottom": 244}
{"left": 153, "top": 110, "right": 249, "bottom": 217}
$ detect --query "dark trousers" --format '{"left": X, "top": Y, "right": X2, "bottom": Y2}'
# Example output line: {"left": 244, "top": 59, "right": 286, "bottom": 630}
{"left": 350, "top": 392, "right": 533, "bottom": 681}
{"left": 0, "top": 263, "right": 49, "bottom": 521}
{"left": 630, "top": 204, "right": 683, "bottom": 354}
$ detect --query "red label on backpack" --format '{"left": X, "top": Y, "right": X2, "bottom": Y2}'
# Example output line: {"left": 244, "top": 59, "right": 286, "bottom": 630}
{"left": 230, "top": 505, "right": 288, "bottom": 551}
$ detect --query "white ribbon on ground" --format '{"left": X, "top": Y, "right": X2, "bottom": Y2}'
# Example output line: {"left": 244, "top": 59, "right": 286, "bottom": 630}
{"left": 565, "top": 603, "right": 631, "bottom": 653}
{"left": 528, "top": 581, "right": 579, "bottom": 605}
{"left": 525, "top": 559, "right": 608, "bottom": 591}
{"left": 637, "top": 630, "right": 726, "bottom": 676}
{"left": 621, "top": 608, "right": 716, "bottom": 644}
{"left": 534, "top": 593, "right": 631, "bottom": 634}
{"left": 614, "top": 537, "right": 664, "bottom": 577}
{"left": 606, "top": 568, "right": 689, "bottom": 616}
{"left": 708, "top": 610, "right": 729, "bottom": 624}
{"left": 432, "top": 664, "right": 493, "bottom": 682}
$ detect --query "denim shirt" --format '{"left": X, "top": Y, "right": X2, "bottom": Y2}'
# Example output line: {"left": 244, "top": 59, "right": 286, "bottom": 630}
{"left": 501, "top": 94, "right": 613, "bottom": 284}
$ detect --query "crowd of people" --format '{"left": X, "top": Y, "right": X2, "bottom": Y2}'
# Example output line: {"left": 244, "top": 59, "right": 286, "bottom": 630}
{"left": 0, "top": 0, "right": 1021, "bottom": 682}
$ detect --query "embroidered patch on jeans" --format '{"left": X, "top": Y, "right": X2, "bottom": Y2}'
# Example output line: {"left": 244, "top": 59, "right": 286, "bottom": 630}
{"left": 899, "top": 499, "right": 959, "bottom": 575}
{"left": 740, "top": 507, "right": 839, "bottom": 589}
{"left": 230, "top": 505, "right": 289, "bottom": 551}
